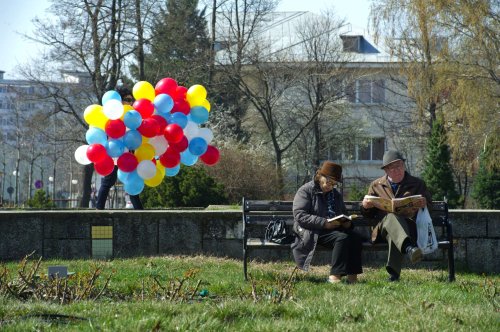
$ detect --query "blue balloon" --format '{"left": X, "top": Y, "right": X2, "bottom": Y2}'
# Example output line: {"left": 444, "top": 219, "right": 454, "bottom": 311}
{"left": 154, "top": 94, "right": 174, "bottom": 114}
{"left": 106, "top": 139, "right": 125, "bottom": 158}
{"left": 102, "top": 90, "right": 121, "bottom": 105}
{"left": 86, "top": 127, "right": 107, "bottom": 145}
{"left": 188, "top": 137, "right": 208, "bottom": 156}
{"left": 123, "top": 130, "right": 142, "bottom": 150}
{"left": 180, "top": 150, "right": 198, "bottom": 166}
{"left": 124, "top": 174, "right": 144, "bottom": 195}
{"left": 190, "top": 106, "right": 209, "bottom": 124}
{"left": 123, "top": 110, "right": 143, "bottom": 130}
{"left": 117, "top": 169, "right": 130, "bottom": 183}
{"left": 166, "top": 164, "right": 181, "bottom": 177}
{"left": 170, "top": 112, "right": 188, "bottom": 128}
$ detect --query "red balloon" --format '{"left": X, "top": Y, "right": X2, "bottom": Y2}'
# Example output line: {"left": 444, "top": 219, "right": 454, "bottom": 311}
{"left": 151, "top": 114, "right": 168, "bottom": 132}
{"left": 133, "top": 98, "right": 155, "bottom": 118}
{"left": 171, "top": 100, "right": 190, "bottom": 115}
{"left": 164, "top": 123, "right": 184, "bottom": 143}
{"left": 200, "top": 145, "right": 220, "bottom": 166}
{"left": 94, "top": 156, "right": 115, "bottom": 176}
{"left": 117, "top": 152, "right": 138, "bottom": 172}
{"left": 170, "top": 135, "right": 188, "bottom": 153}
{"left": 137, "top": 118, "right": 160, "bottom": 138}
{"left": 86, "top": 144, "right": 107, "bottom": 163}
{"left": 155, "top": 77, "right": 178, "bottom": 97}
{"left": 174, "top": 86, "right": 187, "bottom": 101}
{"left": 105, "top": 119, "right": 126, "bottom": 138}
{"left": 159, "top": 147, "right": 180, "bottom": 168}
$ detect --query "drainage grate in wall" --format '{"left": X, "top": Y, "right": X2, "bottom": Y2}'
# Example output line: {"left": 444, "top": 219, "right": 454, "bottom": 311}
{"left": 91, "top": 226, "right": 113, "bottom": 259}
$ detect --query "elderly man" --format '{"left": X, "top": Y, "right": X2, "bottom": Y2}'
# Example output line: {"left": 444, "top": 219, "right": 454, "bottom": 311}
{"left": 361, "top": 150, "right": 432, "bottom": 281}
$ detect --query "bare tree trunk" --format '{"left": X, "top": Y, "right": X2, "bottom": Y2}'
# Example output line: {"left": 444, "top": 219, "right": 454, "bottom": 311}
{"left": 80, "top": 164, "right": 94, "bottom": 208}
{"left": 135, "top": 0, "right": 145, "bottom": 80}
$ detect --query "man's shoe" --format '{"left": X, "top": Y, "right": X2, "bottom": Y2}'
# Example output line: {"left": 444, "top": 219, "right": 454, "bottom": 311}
{"left": 388, "top": 274, "right": 400, "bottom": 282}
{"left": 406, "top": 246, "right": 423, "bottom": 264}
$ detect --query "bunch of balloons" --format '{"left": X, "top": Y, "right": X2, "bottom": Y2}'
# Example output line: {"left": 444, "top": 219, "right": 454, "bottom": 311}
{"left": 74, "top": 78, "right": 220, "bottom": 195}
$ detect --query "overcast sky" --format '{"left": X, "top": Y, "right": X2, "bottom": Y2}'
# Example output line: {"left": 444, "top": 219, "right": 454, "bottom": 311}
{"left": 0, "top": 0, "right": 371, "bottom": 79}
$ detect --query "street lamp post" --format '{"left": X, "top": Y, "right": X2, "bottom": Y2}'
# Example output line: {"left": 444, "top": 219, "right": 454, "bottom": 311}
{"left": 70, "top": 179, "right": 78, "bottom": 208}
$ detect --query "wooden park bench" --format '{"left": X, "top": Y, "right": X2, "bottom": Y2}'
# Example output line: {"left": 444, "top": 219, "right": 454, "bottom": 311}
{"left": 242, "top": 197, "right": 455, "bottom": 282}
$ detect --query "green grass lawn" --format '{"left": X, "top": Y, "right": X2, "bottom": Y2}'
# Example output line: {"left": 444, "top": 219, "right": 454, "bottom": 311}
{"left": 1, "top": 255, "right": 498, "bottom": 331}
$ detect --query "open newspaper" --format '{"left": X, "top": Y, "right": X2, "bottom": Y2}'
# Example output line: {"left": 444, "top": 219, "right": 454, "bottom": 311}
{"left": 327, "top": 214, "right": 358, "bottom": 228}
{"left": 364, "top": 195, "right": 424, "bottom": 215}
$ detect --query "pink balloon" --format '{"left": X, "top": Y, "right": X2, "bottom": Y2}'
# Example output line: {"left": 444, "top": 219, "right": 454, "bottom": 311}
{"left": 86, "top": 144, "right": 107, "bottom": 163}
{"left": 117, "top": 152, "right": 138, "bottom": 172}
{"left": 159, "top": 147, "right": 181, "bottom": 168}
{"left": 95, "top": 156, "right": 115, "bottom": 176}
{"left": 200, "top": 145, "right": 220, "bottom": 166}
{"left": 164, "top": 123, "right": 184, "bottom": 143}
{"left": 105, "top": 119, "right": 126, "bottom": 138}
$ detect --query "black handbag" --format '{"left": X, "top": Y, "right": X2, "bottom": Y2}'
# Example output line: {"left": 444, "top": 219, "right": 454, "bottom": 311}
{"left": 265, "top": 218, "right": 295, "bottom": 245}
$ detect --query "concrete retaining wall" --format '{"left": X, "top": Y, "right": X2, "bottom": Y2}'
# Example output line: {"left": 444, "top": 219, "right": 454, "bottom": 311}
{"left": 0, "top": 209, "right": 498, "bottom": 274}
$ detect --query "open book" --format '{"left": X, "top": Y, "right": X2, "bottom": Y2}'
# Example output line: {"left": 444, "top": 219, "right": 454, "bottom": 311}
{"left": 364, "top": 195, "right": 424, "bottom": 215}
{"left": 327, "top": 214, "right": 358, "bottom": 227}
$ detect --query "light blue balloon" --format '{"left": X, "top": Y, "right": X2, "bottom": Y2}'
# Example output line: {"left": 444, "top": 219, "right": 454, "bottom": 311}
{"left": 124, "top": 175, "right": 144, "bottom": 195}
{"left": 188, "top": 137, "right": 208, "bottom": 156}
{"left": 105, "top": 139, "right": 125, "bottom": 158}
{"left": 102, "top": 90, "right": 121, "bottom": 105}
{"left": 166, "top": 164, "right": 181, "bottom": 177}
{"left": 86, "top": 127, "right": 107, "bottom": 145}
{"left": 123, "top": 110, "right": 143, "bottom": 130}
{"left": 170, "top": 112, "right": 188, "bottom": 128}
{"left": 117, "top": 169, "right": 130, "bottom": 183}
{"left": 180, "top": 150, "right": 198, "bottom": 166}
{"left": 154, "top": 94, "right": 174, "bottom": 114}
{"left": 190, "top": 106, "right": 209, "bottom": 124}
{"left": 123, "top": 130, "right": 142, "bottom": 150}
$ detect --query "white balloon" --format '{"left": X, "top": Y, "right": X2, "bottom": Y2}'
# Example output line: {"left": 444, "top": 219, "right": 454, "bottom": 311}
{"left": 198, "top": 128, "right": 214, "bottom": 144}
{"left": 184, "top": 120, "right": 199, "bottom": 140}
{"left": 74, "top": 145, "right": 92, "bottom": 165}
{"left": 136, "top": 160, "right": 157, "bottom": 179}
{"left": 148, "top": 135, "right": 168, "bottom": 155}
{"left": 103, "top": 99, "right": 124, "bottom": 120}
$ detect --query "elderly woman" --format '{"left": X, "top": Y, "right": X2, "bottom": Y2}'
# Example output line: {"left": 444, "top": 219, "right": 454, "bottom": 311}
{"left": 292, "top": 161, "right": 362, "bottom": 283}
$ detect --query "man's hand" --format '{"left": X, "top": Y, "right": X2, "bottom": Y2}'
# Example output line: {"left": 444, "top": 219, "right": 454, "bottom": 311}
{"left": 324, "top": 220, "right": 340, "bottom": 230}
{"left": 362, "top": 197, "right": 374, "bottom": 209}
{"left": 416, "top": 197, "right": 427, "bottom": 208}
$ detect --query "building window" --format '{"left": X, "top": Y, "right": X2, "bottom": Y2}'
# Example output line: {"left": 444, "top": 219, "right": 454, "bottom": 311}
{"left": 331, "top": 137, "right": 386, "bottom": 161}
{"left": 347, "top": 79, "right": 385, "bottom": 104}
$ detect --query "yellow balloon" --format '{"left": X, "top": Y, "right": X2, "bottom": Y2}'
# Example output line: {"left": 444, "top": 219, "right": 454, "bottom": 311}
{"left": 133, "top": 81, "right": 155, "bottom": 101}
{"left": 83, "top": 104, "right": 107, "bottom": 129}
{"left": 134, "top": 143, "right": 155, "bottom": 161}
{"left": 120, "top": 104, "right": 135, "bottom": 121}
{"left": 186, "top": 84, "right": 207, "bottom": 106}
{"left": 201, "top": 99, "right": 211, "bottom": 112}
{"left": 144, "top": 163, "right": 165, "bottom": 187}
{"left": 189, "top": 98, "right": 211, "bottom": 112}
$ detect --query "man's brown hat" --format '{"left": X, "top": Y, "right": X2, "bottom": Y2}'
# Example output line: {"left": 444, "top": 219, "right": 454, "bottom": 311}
{"left": 318, "top": 161, "right": 342, "bottom": 181}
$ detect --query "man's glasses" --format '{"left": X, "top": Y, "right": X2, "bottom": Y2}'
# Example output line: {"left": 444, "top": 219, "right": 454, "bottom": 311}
{"left": 123, "top": 97, "right": 134, "bottom": 103}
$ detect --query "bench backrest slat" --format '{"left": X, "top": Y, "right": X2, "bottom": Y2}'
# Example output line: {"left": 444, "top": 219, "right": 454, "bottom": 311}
{"left": 243, "top": 200, "right": 449, "bottom": 227}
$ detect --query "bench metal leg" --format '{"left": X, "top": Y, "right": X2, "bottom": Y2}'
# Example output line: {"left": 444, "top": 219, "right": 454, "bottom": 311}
{"left": 243, "top": 247, "right": 248, "bottom": 281}
{"left": 447, "top": 223, "right": 455, "bottom": 282}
